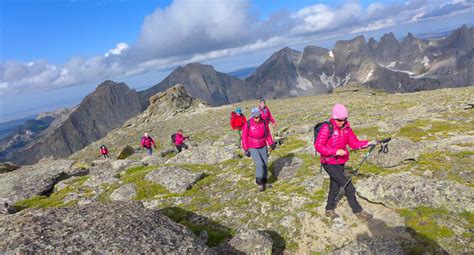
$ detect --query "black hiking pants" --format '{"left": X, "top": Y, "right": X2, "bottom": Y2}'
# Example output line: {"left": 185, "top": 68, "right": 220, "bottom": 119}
{"left": 322, "top": 164, "right": 362, "bottom": 213}
{"left": 176, "top": 143, "right": 189, "bottom": 153}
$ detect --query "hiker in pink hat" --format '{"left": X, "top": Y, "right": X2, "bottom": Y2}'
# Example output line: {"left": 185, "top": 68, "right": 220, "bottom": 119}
{"left": 314, "top": 103, "right": 374, "bottom": 221}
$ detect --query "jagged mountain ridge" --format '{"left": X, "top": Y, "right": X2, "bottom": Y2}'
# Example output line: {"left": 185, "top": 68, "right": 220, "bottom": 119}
{"left": 3, "top": 81, "right": 142, "bottom": 165}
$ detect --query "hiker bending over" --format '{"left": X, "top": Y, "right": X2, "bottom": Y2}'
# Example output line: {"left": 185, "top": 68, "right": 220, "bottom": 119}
{"left": 242, "top": 107, "right": 276, "bottom": 192}
{"left": 100, "top": 145, "right": 109, "bottom": 159}
{"left": 173, "top": 129, "right": 189, "bottom": 153}
{"left": 230, "top": 107, "right": 247, "bottom": 147}
{"left": 141, "top": 132, "right": 156, "bottom": 156}
{"left": 259, "top": 99, "right": 277, "bottom": 130}
{"left": 315, "top": 104, "right": 373, "bottom": 221}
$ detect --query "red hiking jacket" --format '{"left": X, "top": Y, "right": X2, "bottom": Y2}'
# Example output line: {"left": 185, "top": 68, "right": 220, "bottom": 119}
{"left": 141, "top": 136, "right": 155, "bottom": 148}
{"left": 241, "top": 118, "right": 274, "bottom": 151}
{"left": 230, "top": 112, "right": 247, "bottom": 130}
{"left": 314, "top": 119, "right": 368, "bottom": 165}
{"left": 174, "top": 133, "right": 187, "bottom": 146}
{"left": 100, "top": 148, "right": 108, "bottom": 155}
{"left": 259, "top": 106, "right": 275, "bottom": 124}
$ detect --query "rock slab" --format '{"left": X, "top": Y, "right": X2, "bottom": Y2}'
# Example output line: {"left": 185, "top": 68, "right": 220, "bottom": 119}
{"left": 145, "top": 166, "right": 204, "bottom": 193}
{"left": 0, "top": 201, "right": 214, "bottom": 254}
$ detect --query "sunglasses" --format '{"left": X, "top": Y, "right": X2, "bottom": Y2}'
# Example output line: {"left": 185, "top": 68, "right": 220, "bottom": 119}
{"left": 335, "top": 118, "right": 347, "bottom": 122}
{"left": 253, "top": 116, "right": 261, "bottom": 119}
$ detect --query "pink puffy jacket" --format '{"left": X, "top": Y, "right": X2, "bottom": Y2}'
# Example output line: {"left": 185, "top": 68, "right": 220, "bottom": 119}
{"left": 314, "top": 119, "right": 368, "bottom": 165}
{"left": 242, "top": 119, "right": 274, "bottom": 150}
{"left": 259, "top": 106, "right": 276, "bottom": 124}
{"left": 174, "top": 133, "right": 186, "bottom": 145}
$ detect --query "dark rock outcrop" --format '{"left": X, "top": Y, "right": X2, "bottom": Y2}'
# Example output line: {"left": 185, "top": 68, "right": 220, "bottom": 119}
{"left": 0, "top": 202, "right": 214, "bottom": 254}
{"left": 139, "top": 63, "right": 256, "bottom": 108}
{"left": 6, "top": 81, "right": 142, "bottom": 165}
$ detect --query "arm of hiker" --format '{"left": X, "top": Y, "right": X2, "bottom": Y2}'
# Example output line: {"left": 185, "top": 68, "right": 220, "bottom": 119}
{"left": 347, "top": 128, "right": 369, "bottom": 150}
{"left": 315, "top": 124, "right": 337, "bottom": 156}
{"left": 269, "top": 109, "right": 276, "bottom": 124}
{"left": 265, "top": 125, "right": 274, "bottom": 147}
{"left": 241, "top": 123, "right": 249, "bottom": 151}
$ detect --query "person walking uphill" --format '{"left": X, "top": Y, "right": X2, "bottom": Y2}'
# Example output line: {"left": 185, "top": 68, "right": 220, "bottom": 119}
{"left": 314, "top": 104, "right": 373, "bottom": 221}
{"left": 230, "top": 108, "right": 247, "bottom": 147}
{"left": 242, "top": 107, "right": 276, "bottom": 192}
{"left": 173, "top": 129, "right": 189, "bottom": 153}
{"left": 259, "top": 99, "right": 276, "bottom": 129}
{"left": 100, "top": 145, "right": 109, "bottom": 159}
{"left": 141, "top": 132, "right": 156, "bottom": 156}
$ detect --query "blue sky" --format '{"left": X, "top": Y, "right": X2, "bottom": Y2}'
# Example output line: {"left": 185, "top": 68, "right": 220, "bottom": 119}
{"left": 0, "top": 0, "right": 473, "bottom": 122}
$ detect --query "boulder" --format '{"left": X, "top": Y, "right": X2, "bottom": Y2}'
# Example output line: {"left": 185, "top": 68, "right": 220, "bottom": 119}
{"left": 110, "top": 159, "right": 132, "bottom": 171}
{"left": 0, "top": 202, "right": 214, "bottom": 254}
{"left": 226, "top": 230, "right": 273, "bottom": 255}
{"left": 166, "top": 145, "right": 236, "bottom": 165}
{"left": 140, "top": 155, "right": 165, "bottom": 166}
{"left": 271, "top": 156, "right": 304, "bottom": 181}
{"left": 110, "top": 183, "right": 137, "bottom": 201}
{"left": 117, "top": 145, "right": 135, "bottom": 160}
{"left": 145, "top": 166, "right": 204, "bottom": 194}
{"left": 357, "top": 172, "right": 474, "bottom": 213}
{"left": 0, "top": 158, "right": 77, "bottom": 213}
{"left": 84, "top": 161, "right": 121, "bottom": 188}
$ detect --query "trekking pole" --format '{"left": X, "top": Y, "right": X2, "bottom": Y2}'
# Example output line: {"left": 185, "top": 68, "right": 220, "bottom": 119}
{"left": 334, "top": 138, "right": 391, "bottom": 203}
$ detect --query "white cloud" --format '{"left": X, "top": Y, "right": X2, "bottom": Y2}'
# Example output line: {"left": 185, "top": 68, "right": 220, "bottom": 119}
{"left": 104, "top": 42, "right": 129, "bottom": 57}
{"left": 1, "top": 0, "right": 471, "bottom": 96}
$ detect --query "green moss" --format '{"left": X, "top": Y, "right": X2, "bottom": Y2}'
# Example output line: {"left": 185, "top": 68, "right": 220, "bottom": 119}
{"left": 352, "top": 126, "right": 383, "bottom": 138}
{"left": 398, "top": 207, "right": 454, "bottom": 253}
{"left": 119, "top": 165, "right": 171, "bottom": 200}
{"left": 416, "top": 150, "right": 474, "bottom": 185}
{"left": 399, "top": 119, "right": 471, "bottom": 142}
{"left": 160, "top": 207, "right": 234, "bottom": 247}
{"left": 271, "top": 136, "right": 306, "bottom": 158}
{"left": 14, "top": 186, "right": 75, "bottom": 211}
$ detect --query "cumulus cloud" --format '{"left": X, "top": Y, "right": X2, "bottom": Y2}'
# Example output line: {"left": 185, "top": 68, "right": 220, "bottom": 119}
{"left": 1, "top": 0, "right": 472, "bottom": 96}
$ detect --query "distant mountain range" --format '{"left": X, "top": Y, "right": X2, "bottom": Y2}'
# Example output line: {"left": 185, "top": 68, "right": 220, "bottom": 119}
{"left": 1, "top": 25, "right": 472, "bottom": 165}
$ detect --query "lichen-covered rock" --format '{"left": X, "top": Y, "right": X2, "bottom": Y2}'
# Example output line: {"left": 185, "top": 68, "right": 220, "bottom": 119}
{"left": 117, "top": 145, "right": 135, "bottom": 159}
{"left": 140, "top": 155, "right": 165, "bottom": 166}
{"left": 110, "top": 183, "right": 137, "bottom": 201}
{"left": 225, "top": 230, "right": 273, "bottom": 255}
{"left": 166, "top": 145, "right": 236, "bottom": 165}
{"left": 0, "top": 158, "right": 77, "bottom": 213}
{"left": 0, "top": 202, "right": 214, "bottom": 254}
{"left": 83, "top": 160, "right": 121, "bottom": 188}
{"left": 357, "top": 172, "right": 474, "bottom": 213}
{"left": 145, "top": 166, "right": 204, "bottom": 193}
{"left": 329, "top": 237, "right": 406, "bottom": 255}
{"left": 368, "top": 137, "right": 423, "bottom": 167}
{"left": 271, "top": 156, "right": 304, "bottom": 180}
{"left": 110, "top": 159, "right": 132, "bottom": 170}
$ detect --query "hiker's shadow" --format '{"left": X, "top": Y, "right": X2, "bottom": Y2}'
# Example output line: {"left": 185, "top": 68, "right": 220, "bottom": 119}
{"left": 354, "top": 217, "right": 448, "bottom": 254}
{"left": 268, "top": 153, "right": 296, "bottom": 184}
{"left": 159, "top": 207, "right": 286, "bottom": 254}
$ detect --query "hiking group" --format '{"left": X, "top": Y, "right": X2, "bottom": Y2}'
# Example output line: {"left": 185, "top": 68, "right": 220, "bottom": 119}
{"left": 234, "top": 100, "right": 374, "bottom": 220}
{"left": 100, "top": 98, "right": 378, "bottom": 221}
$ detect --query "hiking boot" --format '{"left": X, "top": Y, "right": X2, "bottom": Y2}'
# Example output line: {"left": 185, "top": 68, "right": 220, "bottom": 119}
{"left": 356, "top": 211, "right": 373, "bottom": 221}
{"left": 325, "top": 210, "right": 340, "bottom": 219}
{"left": 258, "top": 184, "right": 266, "bottom": 192}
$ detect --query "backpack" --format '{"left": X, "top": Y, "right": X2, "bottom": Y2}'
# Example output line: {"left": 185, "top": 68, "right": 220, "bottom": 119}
{"left": 313, "top": 121, "right": 334, "bottom": 144}
{"left": 142, "top": 136, "right": 153, "bottom": 148}
{"left": 171, "top": 134, "right": 177, "bottom": 143}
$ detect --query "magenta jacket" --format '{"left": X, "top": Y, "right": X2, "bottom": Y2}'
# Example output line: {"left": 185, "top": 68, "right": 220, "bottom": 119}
{"left": 314, "top": 119, "right": 368, "bottom": 165}
{"left": 174, "top": 133, "right": 186, "bottom": 146}
{"left": 259, "top": 106, "right": 276, "bottom": 124}
{"left": 242, "top": 118, "right": 274, "bottom": 150}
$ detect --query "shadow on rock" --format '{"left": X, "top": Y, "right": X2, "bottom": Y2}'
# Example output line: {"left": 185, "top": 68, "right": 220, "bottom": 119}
{"left": 262, "top": 230, "right": 286, "bottom": 254}
{"left": 268, "top": 153, "right": 297, "bottom": 184}
{"left": 348, "top": 217, "right": 448, "bottom": 254}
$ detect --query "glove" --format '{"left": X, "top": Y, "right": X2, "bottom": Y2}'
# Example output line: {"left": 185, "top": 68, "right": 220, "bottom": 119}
{"left": 270, "top": 143, "right": 276, "bottom": 151}
{"left": 154, "top": 145, "right": 157, "bottom": 149}
{"left": 245, "top": 150, "right": 251, "bottom": 157}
